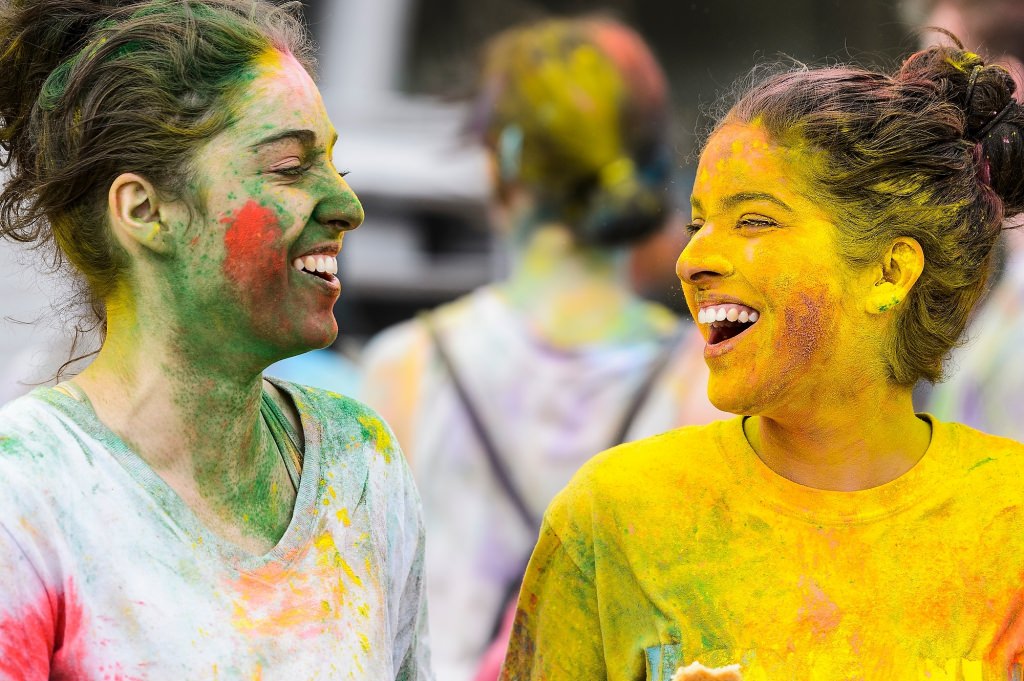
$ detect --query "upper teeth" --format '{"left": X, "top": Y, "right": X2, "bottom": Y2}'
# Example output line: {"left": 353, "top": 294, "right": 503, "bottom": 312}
{"left": 292, "top": 254, "right": 338, "bottom": 275}
{"left": 697, "top": 304, "right": 759, "bottom": 325}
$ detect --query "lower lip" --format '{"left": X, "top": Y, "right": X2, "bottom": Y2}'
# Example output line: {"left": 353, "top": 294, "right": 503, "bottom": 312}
{"left": 703, "top": 322, "right": 758, "bottom": 359}
{"left": 296, "top": 270, "right": 341, "bottom": 294}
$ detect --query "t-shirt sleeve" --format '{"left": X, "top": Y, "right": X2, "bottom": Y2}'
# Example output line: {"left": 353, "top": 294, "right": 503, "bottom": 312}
{"left": 393, "top": 517, "right": 431, "bottom": 681}
{"left": 499, "top": 520, "right": 606, "bottom": 681}
{"left": 391, "top": 449, "right": 434, "bottom": 681}
{"left": 0, "top": 521, "right": 55, "bottom": 681}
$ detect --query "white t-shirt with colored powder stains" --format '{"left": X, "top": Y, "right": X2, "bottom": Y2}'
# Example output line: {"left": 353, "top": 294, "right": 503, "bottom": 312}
{"left": 361, "top": 286, "right": 728, "bottom": 681}
{"left": 0, "top": 379, "right": 432, "bottom": 680}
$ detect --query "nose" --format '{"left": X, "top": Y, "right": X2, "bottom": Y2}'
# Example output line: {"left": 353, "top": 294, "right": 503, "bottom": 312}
{"left": 313, "top": 176, "right": 364, "bottom": 234}
{"left": 676, "top": 225, "right": 734, "bottom": 285}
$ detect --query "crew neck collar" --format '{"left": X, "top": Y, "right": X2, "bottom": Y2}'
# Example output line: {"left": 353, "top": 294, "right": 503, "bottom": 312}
{"left": 715, "top": 414, "right": 956, "bottom": 526}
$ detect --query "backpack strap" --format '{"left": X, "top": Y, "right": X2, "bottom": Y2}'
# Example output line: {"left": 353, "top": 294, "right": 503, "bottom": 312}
{"left": 609, "top": 323, "right": 688, "bottom": 444}
{"left": 420, "top": 313, "right": 688, "bottom": 533}
{"left": 420, "top": 313, "right": 540, "bottom": 532}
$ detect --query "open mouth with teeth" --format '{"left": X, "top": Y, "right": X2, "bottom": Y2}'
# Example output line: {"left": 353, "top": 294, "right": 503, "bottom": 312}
{"left": 698, "top": 304, "right": 760, "bottom": 345}
{"left": 292, "top": 253, "right": 338, "bottom": 281}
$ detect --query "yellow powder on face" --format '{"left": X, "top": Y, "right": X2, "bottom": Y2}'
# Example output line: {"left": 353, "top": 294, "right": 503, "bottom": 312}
{"left": 684, "top": 123, "right": 863, "bottom": 416}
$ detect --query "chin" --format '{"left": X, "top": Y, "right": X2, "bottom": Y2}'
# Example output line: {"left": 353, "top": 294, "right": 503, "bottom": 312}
{"left": 265, "top": 318, "right": 338, "bottom": 361}
{"left": 706, "top": 374, "right": 780, "bottom": 417}
{"left": 299, "top": 318, "right": 339, "bottom": 351}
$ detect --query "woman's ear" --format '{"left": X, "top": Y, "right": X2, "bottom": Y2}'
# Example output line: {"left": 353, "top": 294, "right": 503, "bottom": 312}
{"left": 107, "top": 173, "right": 173, "bottom": 255}
{"left": 864, "top": 237, "right": 925, "bottom": 315}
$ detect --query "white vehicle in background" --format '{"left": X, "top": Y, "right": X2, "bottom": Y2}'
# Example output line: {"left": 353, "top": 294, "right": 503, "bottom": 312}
{"left": 316, "top": 0, "right": 495, "bottom": 342}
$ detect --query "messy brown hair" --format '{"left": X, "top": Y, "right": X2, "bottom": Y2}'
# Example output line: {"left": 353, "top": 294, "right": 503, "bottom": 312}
{"left": 0, "top": 0, "right": 313, "bottom": 352}
{"left": 720, "top": 44, "right": 1024, "bottom": 384}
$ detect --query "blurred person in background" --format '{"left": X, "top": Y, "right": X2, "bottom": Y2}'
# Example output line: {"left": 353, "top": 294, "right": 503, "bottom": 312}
{"left": 0, "top": 0, "right": 430, "bottom": 677}
{"left": 906, "top": 0, "right": 1024, "bottom": 437}
{"left": 361, "top": 16, "right": 725, "bottom": 681}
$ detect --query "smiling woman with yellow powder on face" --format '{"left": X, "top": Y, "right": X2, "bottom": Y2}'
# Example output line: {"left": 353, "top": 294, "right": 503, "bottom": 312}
{"left": 500, "top": 42, "right": 1024, "bottom": 681}
{"left": 0, "top": 1, "right": 430, "bottom": 678}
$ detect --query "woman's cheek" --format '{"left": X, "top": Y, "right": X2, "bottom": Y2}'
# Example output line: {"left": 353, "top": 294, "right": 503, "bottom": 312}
{"left": 221, "top": 199, "right": 289, "bottom": 312}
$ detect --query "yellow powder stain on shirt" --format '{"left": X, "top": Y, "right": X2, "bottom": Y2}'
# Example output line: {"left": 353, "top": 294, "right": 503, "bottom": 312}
{"left": 358, "top": 632, "right": 371, "bottom": 653}
{"left": 962, "top": 660, "right": 983, "bottom": 681}
{"left": 315, "top": 532, "right": 343, "bottom": 567}
{"left": 358, "top": 602, "right": 370, "bottom": 618}
{"left": 336, "top": 508, "right": 351, "bottom": 527}
{"left": 339, "top": 557, "right": 363, "bottom": 587}
{"left": 357, "top": 414, "right": 394, "bottom": 462}
{"left": 503, "top": 417, "right": 1024, "bottom": 679}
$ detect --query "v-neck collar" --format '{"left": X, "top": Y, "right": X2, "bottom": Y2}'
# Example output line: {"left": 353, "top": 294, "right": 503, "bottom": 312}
{"left": 33, "top": 379, "right": 324, "bottom": 573}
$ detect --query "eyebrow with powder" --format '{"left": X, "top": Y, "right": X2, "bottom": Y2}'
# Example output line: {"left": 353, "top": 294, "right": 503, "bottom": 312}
{"left": 249, "top": 128, "right": 318, "bottom": 150}
{"left": 720, "top": 191, "right": 793, "bottom": 212}
{"left": 691, "top": 192, "right": 794, "bottom": 214}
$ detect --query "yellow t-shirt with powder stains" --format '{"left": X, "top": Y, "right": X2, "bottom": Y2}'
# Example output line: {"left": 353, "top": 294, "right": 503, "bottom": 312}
{"left": 500, "top": 416, "right": 1024, "bottom": 681}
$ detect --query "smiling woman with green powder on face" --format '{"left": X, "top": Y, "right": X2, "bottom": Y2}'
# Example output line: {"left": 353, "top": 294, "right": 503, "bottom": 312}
{"left": 501, "top": 43, "right": 1024, "bottom": 681}
{"left": 0, "top": 1, "right": 431, "bottom": 678}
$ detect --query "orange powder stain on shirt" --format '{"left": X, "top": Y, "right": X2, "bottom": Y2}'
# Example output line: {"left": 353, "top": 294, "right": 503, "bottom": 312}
{"left": 227, "top": 535, "right": 363, "bottom": 635}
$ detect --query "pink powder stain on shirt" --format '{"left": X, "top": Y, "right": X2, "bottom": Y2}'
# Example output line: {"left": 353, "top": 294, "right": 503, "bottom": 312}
{"left": 795, "top": 577, "right": 842, "bottom": 641}
{"left": 0, "top": 578, "right": 132, "bottom": 680}
{"left": 0, "top": 586, "right": 57, "bottom": 678}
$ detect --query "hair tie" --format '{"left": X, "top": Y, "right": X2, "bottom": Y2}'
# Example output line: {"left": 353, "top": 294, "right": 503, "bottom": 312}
{"left": 965, "top": 64, "right": 983, "bottom": 110}
{"left": 978, "top": 101, "right": 1015, "bottom": 139}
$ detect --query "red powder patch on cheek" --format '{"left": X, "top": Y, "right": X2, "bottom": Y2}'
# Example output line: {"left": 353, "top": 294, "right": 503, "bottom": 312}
{"left": 220, "top": 199, "right": 293, "bottom": 341}
{"left": 221, "top": 200, "right": 285, "bottom": 286}
{"left": 780, "top": 291, "right": 834, "bottom": 362}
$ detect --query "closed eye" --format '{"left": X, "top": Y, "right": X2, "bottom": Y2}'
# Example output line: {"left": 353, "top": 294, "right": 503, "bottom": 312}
{"left": 275, "top": 162, "right": 313, "bottom": 178}
{"left": 685, "top": 221, "right": 703, "bottom": 234}
{"left": 739, "top": 215, "right": 777, "bottom": 228}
